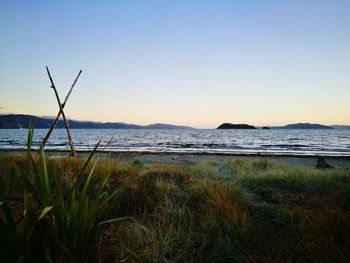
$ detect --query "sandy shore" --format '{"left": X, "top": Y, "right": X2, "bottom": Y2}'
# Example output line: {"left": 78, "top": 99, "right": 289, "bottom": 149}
{"left": 2, "top": 150, "right": 350, "bottom": 169}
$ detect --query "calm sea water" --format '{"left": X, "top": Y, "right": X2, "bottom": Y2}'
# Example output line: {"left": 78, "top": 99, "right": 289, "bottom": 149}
{"left": 1, "top": 129, "right": 350, "bottom": 156}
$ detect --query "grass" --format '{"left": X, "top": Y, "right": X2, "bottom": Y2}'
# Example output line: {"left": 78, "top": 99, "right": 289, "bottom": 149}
{"left": 1, "top": 146, "right": 350, "bottom": 262}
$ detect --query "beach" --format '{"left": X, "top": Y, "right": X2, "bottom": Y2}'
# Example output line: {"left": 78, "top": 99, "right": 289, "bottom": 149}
{"left": 3, "top": 149, "right": 350, "bottom": 169}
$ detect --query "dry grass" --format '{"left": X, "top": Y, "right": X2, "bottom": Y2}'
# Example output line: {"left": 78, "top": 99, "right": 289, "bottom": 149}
{"left": 1, "top": 152, "right": 350, "bottom": 262}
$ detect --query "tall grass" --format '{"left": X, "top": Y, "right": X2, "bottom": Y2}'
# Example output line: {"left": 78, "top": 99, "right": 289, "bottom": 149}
{"left": 0, "top": 125, "right": 129, "bottom": 262}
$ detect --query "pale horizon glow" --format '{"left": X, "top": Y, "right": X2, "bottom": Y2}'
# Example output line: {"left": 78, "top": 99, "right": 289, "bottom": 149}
{"left": 1, "top": 1, "right": 350, "bottom": 129}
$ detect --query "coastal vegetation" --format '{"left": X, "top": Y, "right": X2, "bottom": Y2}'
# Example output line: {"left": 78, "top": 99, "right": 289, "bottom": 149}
{"left": 1, "top": 132, "right": 350, "bottom": 262}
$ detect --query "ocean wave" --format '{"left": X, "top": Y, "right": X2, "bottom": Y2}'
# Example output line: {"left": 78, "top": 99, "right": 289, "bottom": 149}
{"left": 1, "top": 129, "right": 350, "bottom": 157}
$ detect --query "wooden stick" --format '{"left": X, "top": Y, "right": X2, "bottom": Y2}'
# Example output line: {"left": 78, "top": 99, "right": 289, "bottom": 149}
{"left": 45, "top": 66, "right": 77, "bottom": 157}
{"left": 63, "top": 70, "right": 82, "bottom": 106}
{"left": 41, "top": 70, "right": 82, "bottom": 148}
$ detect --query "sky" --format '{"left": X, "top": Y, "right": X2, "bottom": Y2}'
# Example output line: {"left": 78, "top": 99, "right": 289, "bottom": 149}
{"left": 0, "top": 0, "right": 349, "bottom": 128}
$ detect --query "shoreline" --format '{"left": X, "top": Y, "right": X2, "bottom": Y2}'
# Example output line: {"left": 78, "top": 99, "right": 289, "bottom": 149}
{"left": 2, "top": 149, "right": 350, "bottom": 169}
{"left": 2, "top": 148, "right": 350, "bottom": 158}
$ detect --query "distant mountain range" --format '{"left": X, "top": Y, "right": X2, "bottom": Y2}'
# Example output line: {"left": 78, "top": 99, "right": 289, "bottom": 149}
{"left": 0, "top": 114, "right": 194, "bottom": 129}
{"left": 277, "top": 123, "right": 334, "bottom": 129}
{"left": 277, "top": 123, "right": 349, "bottom": 129}
{"left": 1, "top": 115, "right": 349, "bottom": 130}
{"left": 217, "top": 122, "right": 350, "bottom": 130}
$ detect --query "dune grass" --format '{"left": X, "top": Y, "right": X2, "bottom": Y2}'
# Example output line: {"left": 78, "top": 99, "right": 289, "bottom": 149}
{"left": 1, "top": 149, "right": 350, "bottom": 262}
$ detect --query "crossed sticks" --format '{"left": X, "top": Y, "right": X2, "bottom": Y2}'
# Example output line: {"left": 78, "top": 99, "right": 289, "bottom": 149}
{"left": 40, "top": 66, "right": 82, "bottom": 157}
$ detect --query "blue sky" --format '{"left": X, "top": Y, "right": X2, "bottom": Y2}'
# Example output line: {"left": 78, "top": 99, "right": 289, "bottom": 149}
{"left": 1, "top": 0, "right": 349, "bottom": 128}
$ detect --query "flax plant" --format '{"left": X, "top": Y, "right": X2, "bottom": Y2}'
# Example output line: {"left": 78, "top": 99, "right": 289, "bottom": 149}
{"left": 0, "top": 125, "right": 124, "bottom": 262}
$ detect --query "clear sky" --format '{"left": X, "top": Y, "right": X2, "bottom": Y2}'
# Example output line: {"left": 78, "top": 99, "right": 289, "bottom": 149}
{"left": 1, "top": 0, "right": 349, "bottom": 128}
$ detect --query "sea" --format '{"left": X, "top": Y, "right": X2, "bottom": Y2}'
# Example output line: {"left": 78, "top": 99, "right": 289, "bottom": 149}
{"left": 1, "top": 129, "right": 350, "bottom": 157}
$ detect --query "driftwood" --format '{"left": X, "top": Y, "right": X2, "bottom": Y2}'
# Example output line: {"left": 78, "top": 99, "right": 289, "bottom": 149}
{"left": 315, "top": 157, "right": 334, "bottom": 169}
{"left": 41, "top": 70, "right": 82, "bottom": 148}
{"left": 43, "top": 66, "right": 78, "bottom": 157}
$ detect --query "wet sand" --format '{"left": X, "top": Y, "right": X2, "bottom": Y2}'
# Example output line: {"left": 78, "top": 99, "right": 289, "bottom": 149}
{"left": 3, "top": 150, "right": 350, "bottom": 169}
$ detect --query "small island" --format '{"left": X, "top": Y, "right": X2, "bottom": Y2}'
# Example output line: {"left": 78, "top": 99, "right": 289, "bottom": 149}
{"left": 217, "top": 123, "right": 257, "bottom": 129}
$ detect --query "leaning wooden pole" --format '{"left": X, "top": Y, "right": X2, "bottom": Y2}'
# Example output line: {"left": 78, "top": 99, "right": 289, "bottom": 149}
{"left": 41, "top": 70, "right": 82, "bottom": 148}
{"left": 45, "top": 66, "right": 77, "bottom": 157}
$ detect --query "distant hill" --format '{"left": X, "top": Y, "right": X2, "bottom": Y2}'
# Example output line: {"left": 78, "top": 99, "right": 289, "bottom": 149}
{"left": 145, "top": 123, "right": 194, "bottom": 129}
{"left": 279, "top": 123, "right": 333, "bottom": 129}
{"left": 0, "top": 114, "right": 193, "bottom": 129}
{"left": 0, "top": 114, "right": 54, "bottom": 129}
{"left": 217, "top": 123, "right": 256, "bottom": 129}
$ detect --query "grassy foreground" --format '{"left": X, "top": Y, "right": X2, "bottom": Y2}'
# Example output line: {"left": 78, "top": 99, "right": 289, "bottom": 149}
{"left": 1, "top": 151, "right": 350, "bottom": 262}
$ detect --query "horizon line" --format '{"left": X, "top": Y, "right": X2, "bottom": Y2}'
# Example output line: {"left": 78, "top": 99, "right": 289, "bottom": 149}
{"left": 1, "top": 112, "right": 349, "bottom": 129}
